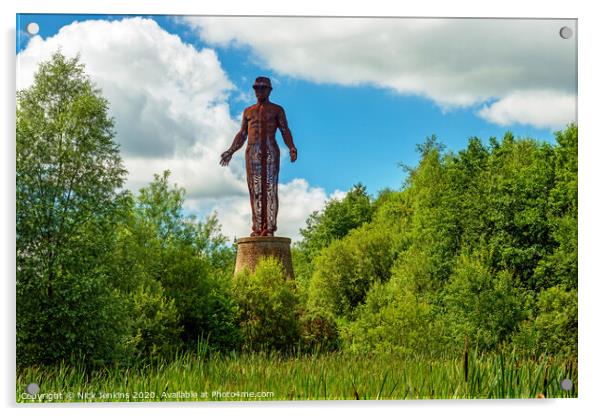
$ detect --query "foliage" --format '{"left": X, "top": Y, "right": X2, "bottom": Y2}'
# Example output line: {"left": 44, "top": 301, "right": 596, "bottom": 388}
{"left": 232, "top": 258, "right": 301, "bottom": 352}
{"left": 300, "top": 127, "right": 577, "bottom": 356}
{"left": 533, "top": 124, "right": 578, "bottom": 289}
{"left": 341, "top": 277, "right": 440, "bottom": 354}
{"left": 307, "top": 222, "right": 396, "bottom": 320}
{"left": 123, "top": 282, "right": 183, "bottom": 360}
{"left": 16, "top": 52, "right": 128, "bottom": 368}
{"left": 480, "top": 135, "right": 556, "bottom": 289}
{"left": 16, "top": 269, "right": 127, "bottom": 368}
{"left": 441, "top": 253, "right": 530, "bottom": 351}
{"left": 111, "top": 171, "right": 240, "bottom": 352}
{"left": 299, "top": 183, "right": 374, "bottom": 256}
{"left": 293, "top": 184, "right": 374, "bottom": 292}
{"left": 513, "top": 285, "right": 577, "bottom": 356}
{"left": 299, "top": 309, "right": 340, "bottom": 353}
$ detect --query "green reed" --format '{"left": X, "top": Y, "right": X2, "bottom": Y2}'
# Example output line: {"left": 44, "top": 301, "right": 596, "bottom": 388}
{"left": 16, "top": 349, "right": 577, "bottom": 402}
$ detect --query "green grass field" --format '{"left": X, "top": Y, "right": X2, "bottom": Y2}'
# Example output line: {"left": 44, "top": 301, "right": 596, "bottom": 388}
{"left": 16, "top": 349, "right": 577, "bottom": 402}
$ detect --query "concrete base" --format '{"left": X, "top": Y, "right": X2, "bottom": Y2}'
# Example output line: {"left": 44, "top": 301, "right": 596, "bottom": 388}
{"left": 234, "top": 236, "right": 294, "bottom": 279}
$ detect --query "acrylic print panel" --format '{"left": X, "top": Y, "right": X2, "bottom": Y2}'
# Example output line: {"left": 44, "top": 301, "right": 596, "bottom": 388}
{"left": 16, "top": 14, "right": 577, "bottom": 402}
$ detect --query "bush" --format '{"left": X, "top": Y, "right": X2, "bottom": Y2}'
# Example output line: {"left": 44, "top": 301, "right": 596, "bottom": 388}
{"left": 123, "top": 282, "right": 182, "bottom": 360}
{"left": 159, "top": 244, "right": 241, "bottom": 351}
{"left": 513, "top": 285, "right": 577, "bottom": 356}
{"left": 111, "top": 172, "right": 241, "bottom": 353}
{"left": 232, "top": 257, "right": 301, "bottom": 352}
{"left": 17, "top": 270, "right": 127, "bottom": 369}
{"left": 307, "top": 223, "right": 396, "bottom": 319}
{"left": 299, "top": 308, "right": 340, "bottom": 352}
{"left": 442, "top": 254, "right": 530, "bottom": 352}
{"left": 341, "top": 277, "right": 441, "bottom": 354}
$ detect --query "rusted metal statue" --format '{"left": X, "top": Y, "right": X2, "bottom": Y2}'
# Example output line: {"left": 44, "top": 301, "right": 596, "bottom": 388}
{"left": 220, "top": 77, "right": 297, "bottom": 237}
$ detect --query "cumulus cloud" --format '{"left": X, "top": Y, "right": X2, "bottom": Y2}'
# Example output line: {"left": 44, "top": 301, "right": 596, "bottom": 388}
{"left": 477, "top": 90, "right": 576, "bottom": 129}
{"left": 17, "top": 17, "right": 240, "bottom": 195}
{"left": 17, "top": 17, "right": 334, "bottom": 241}
{"left": 183, "top": 16, "right": 577, "bottom": 129}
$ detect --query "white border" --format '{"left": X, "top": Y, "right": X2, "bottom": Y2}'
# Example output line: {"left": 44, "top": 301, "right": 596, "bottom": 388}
{"left": 3, "top": 1, "right": 600, "bottom": 415}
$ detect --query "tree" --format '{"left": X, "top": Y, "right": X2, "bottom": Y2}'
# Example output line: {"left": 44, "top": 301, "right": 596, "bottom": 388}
{"left": 16, "top": 52, "right": 128, "bottom": 367}
{"left": 314, "top": 126, "right": 577, "bottom": 356}
{"left": 480, "top": 134, "right": 556, "bottom": 289}
{"left": 513, "top": 285, "right": 577, "bottom": 356}
{"left": 307, "top": 223, "right": 396, "bottom": 320}
{"left": 442, "top": 253, "right": 530, "bottom": 351}
{"left": 17, "top": 52, "right": 127, "bottom": 292}
{"left": 298, "top": 183, "right": 373, "bottom": 256}
{"left": 294, "top": 183, "right": 374, "bottom": 292}
{"left": 110, "top": 171, "right": 240, "bottom": 352}
{"left": 533, "top": 124, "right": 578, "bottom": 289}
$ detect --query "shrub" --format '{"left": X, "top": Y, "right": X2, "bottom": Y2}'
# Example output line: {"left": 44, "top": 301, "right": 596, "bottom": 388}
{"left": 299, "top": 308, "right": 340, "bottom": 352}
{"left": 123, "top": 282, "right": 182, "bottom": 360}
{"left": 17, "top": 270, "right": 127, "bottom": 369}
{"left": 307, "top": 223, "right": 396, "bottom": 319}
{"left": 341, "top": 277, "right": 440, "bottom": 354}
{"left": 111, "top": 172, "right": 241, "bottom": 353}
{"left": 442, "top": 254, "right": 530, "bottom": 352}
{"left": 513, "top": 285, "right": 577, "bottom": 356}
{"left": 232, "top": 257, "right": 300, "bottom": 352}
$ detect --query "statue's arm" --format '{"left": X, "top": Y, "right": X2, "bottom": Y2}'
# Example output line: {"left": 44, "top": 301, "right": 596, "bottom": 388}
{"left": 220, "top": 110, "right": 248, "bottom": 166}
{"left": 277, "top": 107, "right": 297, "bottom": 162}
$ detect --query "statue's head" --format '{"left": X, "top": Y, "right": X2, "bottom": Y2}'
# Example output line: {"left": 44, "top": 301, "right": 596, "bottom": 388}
{"left": 253, "top": 76, "right": 272, "bottom": 101}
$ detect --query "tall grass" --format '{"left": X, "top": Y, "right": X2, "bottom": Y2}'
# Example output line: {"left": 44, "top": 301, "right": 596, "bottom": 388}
{"left": 16, "top": 349, "right": 577, "bottom": 402}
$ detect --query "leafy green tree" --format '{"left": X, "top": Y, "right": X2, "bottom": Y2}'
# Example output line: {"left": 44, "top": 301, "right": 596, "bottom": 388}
{"left": 16, "top": 52, "right": 128, "bottom": 367}
{"left": 513, "top": 285, "right": 577, "bottom": 356}
{"left": 402, "top": 142, "right": 460, "bottom": 289}
{"left": 442, "top": 253, "right": 530, "bottom": 351}
{"left": 293, "top": 183, "right": 374, "bottom": 296}
{"left": 479, "top": 134, "right": 556, "bottom": 289}
{"left": 307, "top": 223, "right": 396, "bottom": 320}
{"left": 533, "top": 124, "right": 578, "bottom": 289}
{"left": 443, "top": 137, "right": 490, "bottom": 251}
{"left": 298, "top": 183, "right": 373, "bottom": 256}
{"left": 17, "top": 52, "right": 127, "bottom": 292}
{"left": 111, "top": 171, "right": 240, "bottom": 352}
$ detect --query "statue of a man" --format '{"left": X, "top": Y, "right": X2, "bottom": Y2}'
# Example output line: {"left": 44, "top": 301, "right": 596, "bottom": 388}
{"left": 220, "top": 76, "right": 297, "bottom": 237}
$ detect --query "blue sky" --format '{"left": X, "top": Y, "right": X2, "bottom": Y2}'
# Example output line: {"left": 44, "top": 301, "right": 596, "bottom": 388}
{"left": 16, "top": 14, "right": 577, "bottom": 240}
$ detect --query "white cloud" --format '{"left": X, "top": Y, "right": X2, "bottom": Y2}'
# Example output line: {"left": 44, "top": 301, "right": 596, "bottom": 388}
{"left": 17, "top": 17, "right": 335, "bottom": 242}
{"left": 278, "top": 178, "right": 342, "bottom": 240}
{"left": 19, "top": 19, "right": 235, "bottom": 155}
{"left": 477, "top": 90, "right": 576, "bottom": 129}
{"left": 183, "top": 16, "right": 577, "bottom": 129}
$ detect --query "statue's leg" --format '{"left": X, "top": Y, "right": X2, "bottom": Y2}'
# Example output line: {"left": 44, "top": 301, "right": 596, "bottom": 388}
{"left": 265, "top": 140, "right": 280, "bottom": 236}
{"left": 246, "top": 144, "right": 262, "bottom": 236}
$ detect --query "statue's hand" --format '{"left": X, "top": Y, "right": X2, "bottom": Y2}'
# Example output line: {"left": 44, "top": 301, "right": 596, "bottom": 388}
{"left": 290, "top": 147, "right": 297, "bottom": 162}
{"left": 220, "top": 150, "right": 233, "bottom": 166}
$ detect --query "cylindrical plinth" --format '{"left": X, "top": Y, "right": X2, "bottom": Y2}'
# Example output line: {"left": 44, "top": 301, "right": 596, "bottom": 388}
{"left": 234, "top": 236, "right": 294, "bottom": 279}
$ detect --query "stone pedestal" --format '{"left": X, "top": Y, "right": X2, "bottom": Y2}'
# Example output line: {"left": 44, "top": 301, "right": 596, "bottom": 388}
{"left": 234, "top": 236, "right": 294, "bottom": 279}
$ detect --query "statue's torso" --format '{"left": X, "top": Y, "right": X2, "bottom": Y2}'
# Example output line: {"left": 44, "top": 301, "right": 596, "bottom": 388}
{"left": 245, "top": 102, "right": 281, "bottom": 145}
